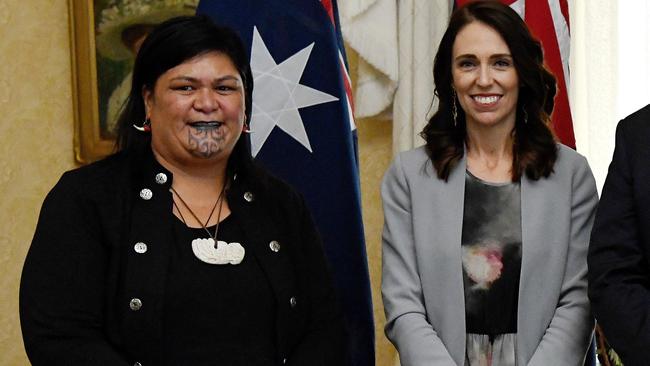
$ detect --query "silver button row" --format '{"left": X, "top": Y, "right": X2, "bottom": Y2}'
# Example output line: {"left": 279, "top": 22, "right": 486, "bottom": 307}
{"left": 132, "top": 233, "right": 274, "bottom": 260}
{"left": 139, "top": 173, "right": 168, "bottom": 201}
{"left": 143, "top": 182, "right": 253, "bottom": 204}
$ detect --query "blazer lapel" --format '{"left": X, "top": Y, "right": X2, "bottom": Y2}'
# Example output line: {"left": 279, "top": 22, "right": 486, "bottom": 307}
{"left": 120, "top": 155, "right": 174, "bottom": 363}
{"left": 227, "top": 181, "right": 298, "bottom": 358}
{"left": 416, "top": 154, "right": 467, "bottom": 365}
{"left": 518, "top": 174, "right": 557, "bottom": 364}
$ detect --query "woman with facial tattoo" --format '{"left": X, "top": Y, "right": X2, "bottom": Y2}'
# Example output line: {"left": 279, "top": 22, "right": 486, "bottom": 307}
{"left": 20, "top": 16, "right": 348, "bottom": 366}
{"left": 381, "top": 2, "right": 598, "bottom": 366}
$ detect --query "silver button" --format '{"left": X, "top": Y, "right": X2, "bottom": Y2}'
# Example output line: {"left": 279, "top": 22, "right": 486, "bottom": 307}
{"left": 269, "top": 240, "right": 281, "bottom": 252}
{"left": 244, "top": 192, "right": 254, "bottom": 202}
{"left": 129, "top": 298, "right": 142, "bottom": 311}
{"left": 289, "top": 296, "right": 297, "bottom": 308}
{"left": 134, "top": 242, "right": 147, "bottom": 254}
{"left": 155, "top": 173, "right": 167, "bottom": 184}
{"left": 139, "top": 188, "right": 153, "bottom": 200}
{"left": 233, "top": 173, "right": 238, "bottom": 181}
{"left": 282, "top": 358, "right": 287, "bottom": 364}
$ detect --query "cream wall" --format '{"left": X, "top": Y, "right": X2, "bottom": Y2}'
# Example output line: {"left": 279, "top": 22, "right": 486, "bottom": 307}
{"left": 0, "top": 0, "right": 78, "bottom": 364}
{"left": 348, "top": 50, "right": 397, "bottom": 366}
{"left": 0, "top": 1, "right": 395, "bottom": 365}
{"left": 357, "top": 114, "right": 395, "bottom": 365}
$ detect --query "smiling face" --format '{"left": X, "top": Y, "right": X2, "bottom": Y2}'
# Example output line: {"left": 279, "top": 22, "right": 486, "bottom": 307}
{"left": 144, "top": 51, "right": 245, "bottom": 166}
{"left": 452, "top": 21, "right": 519, "bottom": 131}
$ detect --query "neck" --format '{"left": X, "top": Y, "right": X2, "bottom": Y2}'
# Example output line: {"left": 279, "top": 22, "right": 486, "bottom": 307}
{"left": 465, "top": 122, "right": 514, "bottom": 182}
{"left": 153, "top": 149, "right": 228, "bottom": 197}
{"left": 466, "top": 132, "right": 513, "bottom": 159}
{"left": 154, "top": 149, "right": 232, "bottom": 229}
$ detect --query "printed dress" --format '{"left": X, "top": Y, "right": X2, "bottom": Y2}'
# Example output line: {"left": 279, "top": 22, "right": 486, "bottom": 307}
{"left": 462, "top": 171, "right": 522, "bottom": 366}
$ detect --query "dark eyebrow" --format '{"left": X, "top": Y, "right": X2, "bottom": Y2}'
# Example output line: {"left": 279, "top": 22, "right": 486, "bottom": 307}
{"left": 169, "top": 75, "right": 241, "bottom": 83}
{"left": 213, "top": 75, "right": 241, "bottom": 84}
{"left": 455, "top": 54, "right": 478, "bottom": 61}
{"left": 454, "top": 53, "right": 512, "bottom": 61}
{"left": 169, "top": 76, "right": 198, "bottom": 83}
{"left": 490, "top": 53, "right": 513, "bottom": 59}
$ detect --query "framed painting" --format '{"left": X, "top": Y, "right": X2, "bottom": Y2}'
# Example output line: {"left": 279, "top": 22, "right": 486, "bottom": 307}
{"left": 68, "top": 0, "right": 198, "bottom": 163}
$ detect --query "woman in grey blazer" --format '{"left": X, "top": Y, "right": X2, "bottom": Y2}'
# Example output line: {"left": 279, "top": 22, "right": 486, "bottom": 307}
{"left": 381, "top": 2, "right": 598, "bottom": 365}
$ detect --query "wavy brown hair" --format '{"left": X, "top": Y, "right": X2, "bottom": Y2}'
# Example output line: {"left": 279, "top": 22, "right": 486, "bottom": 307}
{"left": 421, "top": 0, "right": 557, "bottom": 181}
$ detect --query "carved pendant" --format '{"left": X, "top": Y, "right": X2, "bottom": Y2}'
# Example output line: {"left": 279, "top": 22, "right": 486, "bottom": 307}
{"left": 191, "top": 238, "right": 245, "bottom": 265}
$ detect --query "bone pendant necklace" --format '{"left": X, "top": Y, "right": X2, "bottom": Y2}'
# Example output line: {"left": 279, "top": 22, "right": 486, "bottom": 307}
{"left": 170, "top": 185, "right": 245, "bottom": 265}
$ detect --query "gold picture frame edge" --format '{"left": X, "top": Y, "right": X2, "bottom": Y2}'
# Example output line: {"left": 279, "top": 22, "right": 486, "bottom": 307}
{"left": 69, "top": 0, "right": 115, "bottom": 164}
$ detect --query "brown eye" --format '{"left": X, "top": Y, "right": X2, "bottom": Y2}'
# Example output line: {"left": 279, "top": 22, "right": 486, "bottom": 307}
{"left": 215, "top": 83, "right": 240, "bottom": 95}
{"left": 458, "top": 60, "right": 476, "bottom": 69}
{"left": 173, "top": 85, "right": 194, "bottom": 92}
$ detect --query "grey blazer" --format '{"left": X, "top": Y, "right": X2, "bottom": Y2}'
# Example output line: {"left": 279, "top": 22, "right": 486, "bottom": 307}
{"left": 381, "top": 145, "right": 598, "bottom": 366}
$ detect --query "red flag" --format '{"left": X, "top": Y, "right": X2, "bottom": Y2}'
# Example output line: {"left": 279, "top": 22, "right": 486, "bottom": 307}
{"left": 321, "top": 0, "right": 357, "bottom": 126}
{"left": 456, "top": 0, "right": 575, "bottom": 148}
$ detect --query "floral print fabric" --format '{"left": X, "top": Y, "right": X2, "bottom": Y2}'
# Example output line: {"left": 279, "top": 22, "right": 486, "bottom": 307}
{"left": 462, "top": 171, "right": 522, "bottom": 366}
{"left": 465, "top": 333, "right": 517, "bottom": 366}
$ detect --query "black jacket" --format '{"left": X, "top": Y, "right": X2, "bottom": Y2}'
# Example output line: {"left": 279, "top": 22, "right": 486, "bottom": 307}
{"left": 588, "top": 104, "right": 650, "bottom": 366}
{"left": 20, "top": 148, "right": 348, "bottom": 366}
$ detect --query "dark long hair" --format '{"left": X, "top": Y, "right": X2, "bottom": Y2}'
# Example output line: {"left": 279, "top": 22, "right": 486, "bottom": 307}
{"left": 115, "top": 15, "right": 254, "bottom": 177}
{"left": 421, "top": 0, "right": 557, "bottom": 181}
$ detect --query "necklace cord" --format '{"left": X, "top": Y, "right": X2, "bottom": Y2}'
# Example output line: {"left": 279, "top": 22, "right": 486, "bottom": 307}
{"left": 170, "top": 183, "right": 227, "bottom": 242}
{"left": 172, "top": 200, "right": 187, "bottom": 224}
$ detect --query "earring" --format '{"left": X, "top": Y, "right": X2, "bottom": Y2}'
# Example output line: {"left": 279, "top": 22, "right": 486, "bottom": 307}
{"left": 133, "top": 118, "right": 151, "bottom": 132}
{"left": 522, "top": 108, "right": 528, "bottom": 124}
{"left": 242, "top": 118, "right": 252, "bottom": 133}
{"left": 451, "top": 89, "right": 458, "bottom": 127}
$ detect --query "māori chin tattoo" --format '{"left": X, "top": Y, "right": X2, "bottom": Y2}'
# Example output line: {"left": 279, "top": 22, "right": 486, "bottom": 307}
{"left": 188, "top": 128, "right": 226, "bottom": 158}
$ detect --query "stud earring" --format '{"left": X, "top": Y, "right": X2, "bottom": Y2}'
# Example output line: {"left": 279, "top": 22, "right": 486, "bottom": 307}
{"left": 133, "top": 118, "right": 151, "bottom": 132}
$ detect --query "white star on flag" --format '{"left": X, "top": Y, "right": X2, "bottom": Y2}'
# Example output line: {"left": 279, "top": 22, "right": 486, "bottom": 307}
{"left": 249, "top": 26, "right": 339, "bottom": 157}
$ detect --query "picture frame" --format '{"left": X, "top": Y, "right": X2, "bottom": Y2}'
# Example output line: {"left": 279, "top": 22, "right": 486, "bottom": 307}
{"left": 68, "top": 0, "right": 198, "bottom": 163}
{"left": 69, "top": 1, "right": 112, "bottom": 163}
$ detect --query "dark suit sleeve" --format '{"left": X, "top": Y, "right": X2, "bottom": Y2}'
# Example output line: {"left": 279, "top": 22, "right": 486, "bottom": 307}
{"left": 286, "top": 191, "right": 350, "bottom": 366}
{"left": 588, "top": 120, "right": 650, "bottom": 366}
{"left": 20, "top": 173, "right": 129, "bottom": 365}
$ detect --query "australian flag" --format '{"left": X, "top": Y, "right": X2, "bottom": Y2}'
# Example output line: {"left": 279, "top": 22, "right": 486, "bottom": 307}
{"left": 197, "top": 1, "right": 375, "bottom": 365}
